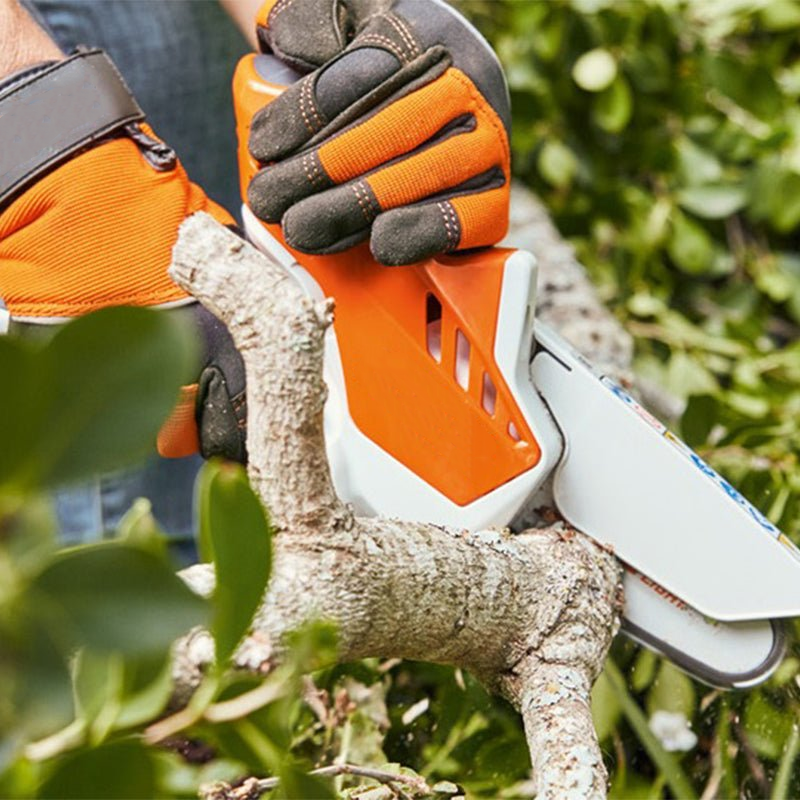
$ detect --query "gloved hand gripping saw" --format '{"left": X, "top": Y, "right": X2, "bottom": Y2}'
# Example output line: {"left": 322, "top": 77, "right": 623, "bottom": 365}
{"left": 245, "top": 0, "right": 513, "bottom": 266}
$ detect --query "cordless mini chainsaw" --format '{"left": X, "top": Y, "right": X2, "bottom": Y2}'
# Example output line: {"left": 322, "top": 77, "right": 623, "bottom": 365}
{"left": 233, "top": 53, "right": 800, "bottom": 689}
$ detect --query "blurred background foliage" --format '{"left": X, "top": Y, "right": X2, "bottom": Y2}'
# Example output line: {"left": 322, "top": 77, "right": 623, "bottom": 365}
{"left": 462, "top": 0, "right": 800, "bottom": 797}
{"left": 4, "top": 1, "right": 800, "bottom": 798}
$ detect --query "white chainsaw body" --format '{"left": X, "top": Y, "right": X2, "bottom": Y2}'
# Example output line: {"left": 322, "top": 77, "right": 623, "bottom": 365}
{"left": 244, "top": 207, "right": 798, "bottom": 688}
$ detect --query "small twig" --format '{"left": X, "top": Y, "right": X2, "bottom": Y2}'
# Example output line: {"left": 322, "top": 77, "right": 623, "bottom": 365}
{"left": 145, "top": 677, "right": 219, "bottom": 745}
{"left": 301, "top": 675, "right": 330, "bottom": 726}
{"left": 770, "top": 717, "right": 800, "bottom": 800}
{"left": 734, "top": 719, "right": 770, "bottom": 798}
{"left": 199, "top": 763, "right": 433, "bottom": 800}
{"left": 706, "top": 89, "right": 772, "bottom": 139}
{"left": 699, "top": 734, "right": 723, "bottom": 800}
{"left": 204, "top": 677, "right": 288, "bottom": 723}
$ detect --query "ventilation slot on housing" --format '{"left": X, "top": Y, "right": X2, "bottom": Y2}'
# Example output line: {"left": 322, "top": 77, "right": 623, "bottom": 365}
{"left": 508, "top": 421, "right": 521, "bottom": 442}
{"left": 482, "top": 372, "right": 496, "bottom": 415}
{"left": 426, "top": 293, "right": 442, "bottom": 363}
{"left": 455, "top": 329, "right": 470, "bottom": 390}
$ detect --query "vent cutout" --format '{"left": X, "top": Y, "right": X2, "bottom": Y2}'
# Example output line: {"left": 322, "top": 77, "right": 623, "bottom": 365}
{"left": 482, "top": 372, "right": 496, "bottom": 415}
{"left": 455, "top": 329, "right": 470, "bottom": 389}
{"left": 508, "top": 421, "right": 521, "bottom": 441}
{"left": 426, "top": 293, "right": 442, "bottom": 363}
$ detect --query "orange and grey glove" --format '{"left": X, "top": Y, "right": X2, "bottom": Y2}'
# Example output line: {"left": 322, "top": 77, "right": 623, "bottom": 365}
{"left": 0, "top": 49, "right": 246, "bottom": 462}
{"left": 246, "top": 0, "right": 511, "bottom": 266}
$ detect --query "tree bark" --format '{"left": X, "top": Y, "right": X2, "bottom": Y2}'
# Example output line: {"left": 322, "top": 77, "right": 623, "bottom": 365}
{"left": 169, "top": 209, "right": 623, "bottom": 800}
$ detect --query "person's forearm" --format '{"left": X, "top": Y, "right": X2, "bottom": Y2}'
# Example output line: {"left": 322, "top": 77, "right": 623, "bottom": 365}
{"left": 0, "top": 0, "right": 62, "bottom": 76}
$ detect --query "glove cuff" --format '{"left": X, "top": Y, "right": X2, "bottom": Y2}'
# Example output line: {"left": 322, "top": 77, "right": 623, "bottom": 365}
{"left": 0, "top": 48, "right": 171, "bottom": 210}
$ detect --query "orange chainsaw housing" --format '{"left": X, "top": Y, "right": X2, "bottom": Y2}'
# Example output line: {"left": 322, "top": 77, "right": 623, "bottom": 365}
{"left": 233, "top": 54, "right": 540, "bottom": 505}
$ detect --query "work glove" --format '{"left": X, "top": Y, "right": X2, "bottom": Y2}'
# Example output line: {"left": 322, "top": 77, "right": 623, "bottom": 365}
{"left": 246, "top": 0, "right": 511, "bottom": 266}
{"left": 0, "top": 49, "right": 246, "bottom": 462}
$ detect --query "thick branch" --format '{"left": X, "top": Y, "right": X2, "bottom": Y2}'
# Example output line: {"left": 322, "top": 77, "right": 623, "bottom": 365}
{"left": 170, "top": 214, "right": 622, "bottom": 799}
{"left": 171, "top": 216, "right": 350, "bottom": 535}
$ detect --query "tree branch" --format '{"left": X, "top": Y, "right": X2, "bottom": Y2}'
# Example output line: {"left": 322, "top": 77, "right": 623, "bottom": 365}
{"left": 169, "top": 213, "right": 623, "bottom": 799}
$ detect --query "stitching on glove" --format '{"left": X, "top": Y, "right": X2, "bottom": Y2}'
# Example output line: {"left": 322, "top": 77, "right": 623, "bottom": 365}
{"left": 352, "top": 180, "right": 375, "bottom": 223}
{"left": 310, "top": 153, "right": 326, "bottom": 187}
{"left": 302, "top": 153, "right": 325, "bottom": 188}
{"left": 305, "top": 77, "right": 325, "bottom": 129}
{"left": 269, "top": 0, "right": 296, "bottom": 24}
{"left": 438, "top": 200, "right": 457, "bottom": 250}
{"left": 302, "top": 153, "right": 316, "bottom": 186}
{"left": 384, "top": 13, "right": 420, "bottom": 58}
{"left": 446, "top": 200, "right": 460, "bottom": 249}
{"left": 298, "top": 79, "right": 317, "bottom": 134}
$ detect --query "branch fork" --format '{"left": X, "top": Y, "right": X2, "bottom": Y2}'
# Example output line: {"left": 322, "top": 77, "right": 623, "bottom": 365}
{"left": 170, "top": 212, "right": 623, "bottom": 799}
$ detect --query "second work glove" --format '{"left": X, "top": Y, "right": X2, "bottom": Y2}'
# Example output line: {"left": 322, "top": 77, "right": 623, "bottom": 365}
{"left": 0, "top": 49, "right": 246, "bottom": 463}
{"left": 246, "top": 0, "right": 511, "bottom": 266}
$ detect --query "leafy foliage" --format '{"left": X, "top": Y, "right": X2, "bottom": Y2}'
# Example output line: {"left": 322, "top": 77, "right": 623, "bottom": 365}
{"left": 459, "top": 0, "right": 800, "bottom": 796}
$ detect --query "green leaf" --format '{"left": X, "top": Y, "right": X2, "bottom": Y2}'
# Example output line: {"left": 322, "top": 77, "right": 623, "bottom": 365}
{"left": 37, "top": 739, "right": 156, "bottom": 799}
{"left": 285, "top": 620, "right": 339, "bottom": 674}
{"left": 72, "top": 650, "right": 124, "bottom": 740}
{"left": 743, "top": 691, "right": 794, "bottom": 760}
{"left": 726, "top": 391, "right": 769, "bottom": 419}
{"left": 591, "top": 669, "right": 621, "bottom": 742}
{"left": 594, "top": 76, "right": 633, "bottom": 133}
{"left": 0, "top": 495, "right": 57, "bottom": 579}
{"left": 666, "top": 352, "right": 718, "bottom": 399}
{"left": 676, "top": 137, "right": 723, "bottom": 186}
{"left": 114, "top": 656, "right": 173, "bottom": 730}
{"left": 631, "top": 649, "right": 659, "bottom": 692}
{"left": 627, "top": 293, "right": 666, "bottom": 318}
{"left": 0, "top": 614, "right": 75, "bottom": 741}
{"left": 760, "top": 0, "right": 800, "bottom": 31}
{"left": 538, "top": 140, "right": 578, "bottom": 188}
{"left": 646, "top": 662, "right": 696, "bottom": 719}
{"left": 28, "top": 542, "right": 208, "bottom": 657}
{"left": 681, "top": 394, "right": 719, "bottom": 448}
{"left": 667, "top": 212, "right": 715, "bottom": 275}
{"left": 116, "top": 499, "right": 167, "bottom": 560}
{"left": 0, "top": 336, "right": 47, "bottom": 490}
{"left": 573, "top": 48, "right": 617, "bottom": 92}
{"left": 677, "top": 185, "right": 747, "bottom": 219}
{"left": 769, "top": 657, "right": 800, "bottom": 688}
{"left": 703, "top": 53, "right": 782, "bottom": 120}
{"left": 200, "top": 461, "right": 273, "bottom": 665}
{"left": 0, "top": 307, "right": 198, "bottom": 491}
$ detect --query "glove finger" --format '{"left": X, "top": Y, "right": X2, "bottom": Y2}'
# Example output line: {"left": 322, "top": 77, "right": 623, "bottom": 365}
{"left": 255, "top": 0, "right": 344, "bottom": 72}
{"left": 249, "top": 42, "right": 447, "bottom": 166}
{"left": 281, "top": 120, "right": 504, "bottom": 255}
{"left": 370, "top": 181, "right": 509, "bottom": 266}
{"left": 157, "top": 384, "right": 200, "bottom": 458}
{"left": 248, "top": 59, "right": 471, "bottom": 222}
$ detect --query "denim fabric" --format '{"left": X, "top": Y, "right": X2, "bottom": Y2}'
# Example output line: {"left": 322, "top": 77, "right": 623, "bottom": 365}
{"left": 25, "top": 0, "right": 251, "bottom": 551}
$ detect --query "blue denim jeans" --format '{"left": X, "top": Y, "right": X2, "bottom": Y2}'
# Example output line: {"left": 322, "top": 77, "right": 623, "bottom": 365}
{"left": 26, "top": 0, "right": 250, "bottom": 556}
